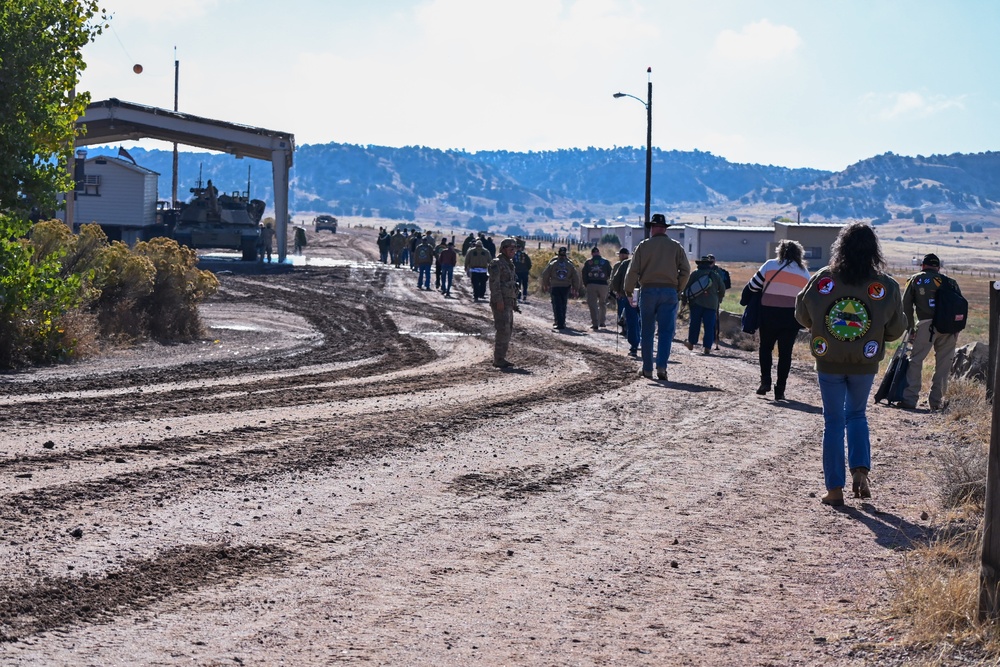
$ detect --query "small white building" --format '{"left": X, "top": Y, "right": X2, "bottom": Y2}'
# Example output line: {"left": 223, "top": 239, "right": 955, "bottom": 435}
{"left": 58, "top": 152, "right": 159, "bottom": 246}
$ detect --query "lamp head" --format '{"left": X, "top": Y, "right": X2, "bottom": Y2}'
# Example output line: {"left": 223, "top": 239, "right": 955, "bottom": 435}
{"left": 613, "top": 93, "right": 625, "bottom": 98}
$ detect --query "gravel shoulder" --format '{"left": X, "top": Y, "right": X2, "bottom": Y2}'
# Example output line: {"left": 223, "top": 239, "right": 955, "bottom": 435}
{"left": 0, "top": 226, "right": 946, "bottom": 665}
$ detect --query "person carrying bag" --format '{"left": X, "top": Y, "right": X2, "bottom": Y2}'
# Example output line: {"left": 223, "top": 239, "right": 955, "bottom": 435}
{"left": 745, "top": 241, "right": 812, "bottom": 400}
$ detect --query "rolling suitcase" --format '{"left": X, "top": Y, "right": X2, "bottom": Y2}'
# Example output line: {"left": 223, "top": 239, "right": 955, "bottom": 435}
{"left": 874, "top": 334, "right": 910, "bottom": 405}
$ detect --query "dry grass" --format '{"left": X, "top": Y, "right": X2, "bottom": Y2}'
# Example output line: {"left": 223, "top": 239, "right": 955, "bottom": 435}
{"left": 932, "top": 379, "right": 993, "bottom": 508}
{"left": 888, "top": 377, "right": 1000, "bottom": 658}
{"left": 889, "top": 512, "right": 982, "bottom": 643}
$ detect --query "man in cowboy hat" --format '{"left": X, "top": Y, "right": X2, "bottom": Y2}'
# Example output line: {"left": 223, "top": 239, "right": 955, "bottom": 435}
{"left": 623, "top": 214, "right": 690, "bottom": 381}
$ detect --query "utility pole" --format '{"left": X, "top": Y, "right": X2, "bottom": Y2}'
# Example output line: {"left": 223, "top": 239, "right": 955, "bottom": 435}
{"left": 171, "top": 48, "right": 179, "bottom": 208}
{"left": 644, "top": 67, "right": 652, "bottom": 239}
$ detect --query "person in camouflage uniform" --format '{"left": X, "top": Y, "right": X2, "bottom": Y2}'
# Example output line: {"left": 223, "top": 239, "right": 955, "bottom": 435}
{"left": 488, "top": 237, "right": 521, "bottom": 369}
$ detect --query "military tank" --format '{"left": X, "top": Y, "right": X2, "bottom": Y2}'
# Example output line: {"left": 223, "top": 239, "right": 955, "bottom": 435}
{"left": 171, "top": 179, "right": 266, "bottom": 261}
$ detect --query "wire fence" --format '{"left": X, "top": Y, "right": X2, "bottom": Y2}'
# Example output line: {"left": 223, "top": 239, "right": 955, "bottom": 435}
{"left": 886, "top": 264, "right": 999, "bottom": 280}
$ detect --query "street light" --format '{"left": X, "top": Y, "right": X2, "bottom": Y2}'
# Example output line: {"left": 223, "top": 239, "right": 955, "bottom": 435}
{"left": 613, "top": 66, "right": 652, "bottom": 238}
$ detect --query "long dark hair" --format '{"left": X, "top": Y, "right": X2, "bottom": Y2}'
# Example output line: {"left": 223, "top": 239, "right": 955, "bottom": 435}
{"left": 776, "top": 239, "right": 805, "bottom": 269}
{"left": 829, "top": 222, "right": 885, "bottom": 285}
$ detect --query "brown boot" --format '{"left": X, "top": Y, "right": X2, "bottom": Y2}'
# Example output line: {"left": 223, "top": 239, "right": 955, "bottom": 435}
{"left": 821, "top": 487, "right": 844, "bottom": 506}
{"left": 851, "top": 468, "right": 871, "bottom": 499}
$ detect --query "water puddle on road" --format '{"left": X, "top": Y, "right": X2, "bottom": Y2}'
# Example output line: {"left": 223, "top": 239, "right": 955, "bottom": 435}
{"left": 199, "top": 253, "right": 382, "bottom": 269}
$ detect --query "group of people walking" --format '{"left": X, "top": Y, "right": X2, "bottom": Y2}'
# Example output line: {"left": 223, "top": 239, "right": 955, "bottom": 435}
{"left": 376, "top": 221, "right": 962, "bottom": 509}
{"left": 485, "top": 218, "right": 962, "bottom": 511}
{"left": 375, "top": 228, "right": 535, "bottom": 304}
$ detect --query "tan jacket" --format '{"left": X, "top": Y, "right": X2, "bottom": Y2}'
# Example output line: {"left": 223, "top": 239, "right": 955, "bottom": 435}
{"left": 464, "top": 244, "right": 492, "bottom": 271}
{"left": 623, "top": 235, "right": 690, "bottom": 296}
{"left": 540, "top": 256, "right": 582, "bottom": 290}
{"left": 795, "top": 267, "right": 906, "bottom": 375}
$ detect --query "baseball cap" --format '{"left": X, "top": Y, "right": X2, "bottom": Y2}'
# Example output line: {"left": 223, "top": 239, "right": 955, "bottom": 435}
{"left": 922, "top": 253, "right": 940, "bottom": 267}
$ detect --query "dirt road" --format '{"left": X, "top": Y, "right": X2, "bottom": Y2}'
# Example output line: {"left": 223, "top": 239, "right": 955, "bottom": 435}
{"left": 0, "top": 227, "right": 945, "bottom": 665}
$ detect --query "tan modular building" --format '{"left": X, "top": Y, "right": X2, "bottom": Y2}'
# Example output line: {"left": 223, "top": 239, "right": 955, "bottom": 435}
{"left": 677, "top": 225, "right": 775, "bottom": 262}
{"left": 771, "top": 221, "right": 844, "bottom": 267}
{"left": 582, "top": 220, "right": 846, "bottom": 269}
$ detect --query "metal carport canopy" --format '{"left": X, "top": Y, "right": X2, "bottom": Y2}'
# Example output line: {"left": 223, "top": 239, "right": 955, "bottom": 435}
{"left": 74, "top": 98, "right": 295, "bottom": 261}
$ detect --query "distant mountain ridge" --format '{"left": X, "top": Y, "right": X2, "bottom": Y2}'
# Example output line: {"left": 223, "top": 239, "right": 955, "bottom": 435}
{"left": 93, "top": 144, "right": 1000, "bottom": 226}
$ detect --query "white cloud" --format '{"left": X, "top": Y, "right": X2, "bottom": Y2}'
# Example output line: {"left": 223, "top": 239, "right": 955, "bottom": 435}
{"left": 862, "top": 91, "right": 966, "bottom": 120}
{"left": 103, "top": 0, "right": 227, "bottom": 24}
{"left": 713, "top": 19, "right": 801, "bottom": 62}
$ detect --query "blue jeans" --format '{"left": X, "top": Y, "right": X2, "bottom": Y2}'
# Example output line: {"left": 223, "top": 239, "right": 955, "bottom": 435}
{"left": 417, "top": 264, "right": 431, "bottom": 289}
{"left": 440, "top": 265, "right": 454, "bottom": 294}
{"left": 817, "top": 372, "right": 875, "bottom": 491}
{"left": 638, "top": 287, "right": 679, "bottom": 372}
{"left": 687, "top": 303, "right": 717, "bottom": 350}
{"left": 617, "top": 296, "right": 640, "bottom": 352}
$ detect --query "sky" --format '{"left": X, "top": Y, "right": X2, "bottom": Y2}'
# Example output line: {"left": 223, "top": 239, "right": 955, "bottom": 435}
{"left": 77, "top": 0, "right": 1000, "bottom": 172}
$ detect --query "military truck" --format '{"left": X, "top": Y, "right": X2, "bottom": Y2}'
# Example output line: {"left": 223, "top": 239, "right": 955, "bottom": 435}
{"left": 314, "top": 214, "right": 338, "bottom": 233}
{"left": 170, "top": 180, "right": 265, "bottom": 261}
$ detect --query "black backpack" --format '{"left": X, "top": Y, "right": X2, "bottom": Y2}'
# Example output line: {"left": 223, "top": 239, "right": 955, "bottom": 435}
{"left": 931, "top": 277, "right": 968, "bottom": 334}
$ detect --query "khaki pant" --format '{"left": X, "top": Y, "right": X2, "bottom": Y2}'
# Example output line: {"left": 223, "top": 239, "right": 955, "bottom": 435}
{"left": 903, "top": 319, "right": 957, "bottom": 408}
{"left": 492, "top": 303, "right": 514, "bottom": 363}
{"left": 585, "top": 283, "right": 609, "bottom": 328}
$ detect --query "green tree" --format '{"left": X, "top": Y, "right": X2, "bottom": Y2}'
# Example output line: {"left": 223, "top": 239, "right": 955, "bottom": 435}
{"left": 0, "top": 0, "right": 107, "bottom": 215}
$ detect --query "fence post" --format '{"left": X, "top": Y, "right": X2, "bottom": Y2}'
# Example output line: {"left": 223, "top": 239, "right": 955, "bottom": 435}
{"left": 990, "top": 281, "right": 1000, "bottom": 402}
{"left": 980, "top": 281, "right": 1000, "bottom": 620}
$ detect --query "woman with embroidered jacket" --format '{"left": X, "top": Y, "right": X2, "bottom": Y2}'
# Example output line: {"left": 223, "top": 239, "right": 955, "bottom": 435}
{"left": 794, "top": 223, "right": 906, "bottom": 507}
{"left": 747, "top": 240, "right": 812, "bottom": 400}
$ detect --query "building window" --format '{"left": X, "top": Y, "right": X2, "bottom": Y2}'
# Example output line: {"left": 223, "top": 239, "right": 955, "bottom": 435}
{"left": 78, "top": 175, "right": 101, "bottom": 196}
{"left": 803, "top": 246, "right": 822, "bottom": 259}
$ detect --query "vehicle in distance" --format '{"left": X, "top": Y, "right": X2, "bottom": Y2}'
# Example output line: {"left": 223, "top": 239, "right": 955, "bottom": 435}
{"left": 314, "top": 215, "right": 338, "bottom": 233}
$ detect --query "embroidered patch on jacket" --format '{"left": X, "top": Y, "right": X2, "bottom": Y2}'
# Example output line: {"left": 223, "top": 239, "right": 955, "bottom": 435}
{"left": 824, "top": 297, "right": 871, "bottom": 341}
{"left": 554, "top": 264, "right": 569, "bottom": 280}
{"left": 817, "top": 277, "right": 835, "bottom": 295}
{"left": 812, "top": 337, "right": 829, "bottom": 356}
{"left": 863, "top": 340, "right": 880, "bottom": 358}
{"left": 868, "top": 283, "right": 886, "bottom": 300}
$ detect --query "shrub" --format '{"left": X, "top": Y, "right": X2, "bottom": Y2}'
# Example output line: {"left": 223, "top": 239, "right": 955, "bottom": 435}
{"left": 92, "top": 241, "right": 155, "bottom": 340}
{"left": 133, "top": 237, "right": 219, "bottom": 341}
{"left": 0, "top": 214, "right": 85, "bottom": 368}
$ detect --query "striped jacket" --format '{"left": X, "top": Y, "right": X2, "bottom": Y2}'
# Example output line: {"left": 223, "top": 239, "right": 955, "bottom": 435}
{"left": 749, "top": 259, "right": 812, "bottom": 307}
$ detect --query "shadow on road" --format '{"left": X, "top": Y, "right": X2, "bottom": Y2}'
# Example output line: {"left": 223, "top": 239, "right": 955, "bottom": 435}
{"left": 837, "top": 503, "right": 930, "bottom": 551}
